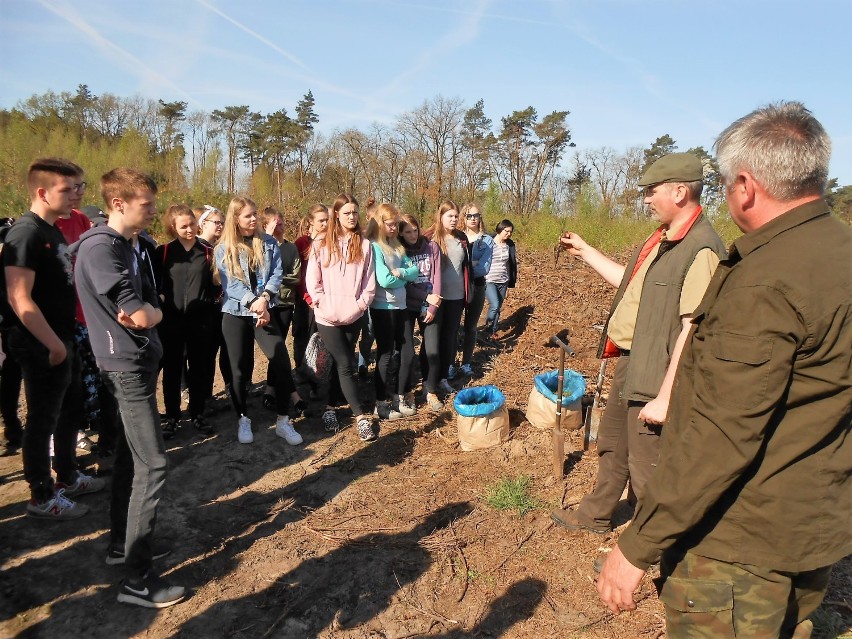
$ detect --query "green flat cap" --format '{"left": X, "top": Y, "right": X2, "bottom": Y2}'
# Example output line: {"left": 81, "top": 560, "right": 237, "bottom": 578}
{"left": 638, "top": 152, "right": 703, "bottom": 186}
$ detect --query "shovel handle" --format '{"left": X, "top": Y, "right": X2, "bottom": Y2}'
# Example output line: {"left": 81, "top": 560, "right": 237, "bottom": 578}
{"left": 549, "top": 335, "right": 575, "bottom": 357}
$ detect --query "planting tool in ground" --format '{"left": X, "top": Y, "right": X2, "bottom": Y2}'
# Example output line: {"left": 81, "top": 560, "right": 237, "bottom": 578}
{"left": 584, "top": 359, "right": 607, "bottom": 450}
{"left": 549, "top": 334, "right": 575, "bottom": 478}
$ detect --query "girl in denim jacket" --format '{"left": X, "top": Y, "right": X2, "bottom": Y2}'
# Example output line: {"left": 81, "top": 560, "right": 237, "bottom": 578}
{"left": 453, "top": 202, "right": 493, "bottom": 378}
{"left": 215, "top": 197, "right": 304, "bottom": 447}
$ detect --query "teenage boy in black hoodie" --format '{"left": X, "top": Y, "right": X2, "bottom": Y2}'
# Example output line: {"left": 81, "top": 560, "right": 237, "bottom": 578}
{"left": 73, "top": 167, "right": 184, "bottom": 609}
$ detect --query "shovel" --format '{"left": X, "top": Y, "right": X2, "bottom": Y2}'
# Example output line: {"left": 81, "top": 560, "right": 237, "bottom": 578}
{"left": 549, "top": 335, "right": 575, "bottom": 478}
{"left": 584, "top": 359, "right": 606, "bottom": 450}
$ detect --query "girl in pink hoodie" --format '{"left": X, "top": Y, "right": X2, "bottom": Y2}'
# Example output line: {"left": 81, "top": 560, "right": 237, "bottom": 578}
{"left": 305, "top": 194, "right": 377, "bottom": 441}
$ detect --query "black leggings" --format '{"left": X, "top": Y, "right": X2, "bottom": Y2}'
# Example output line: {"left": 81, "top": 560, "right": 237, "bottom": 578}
{"left": 437, "top": 298, "right": 465, "bottom": 380}
{"left": 414, "top": 311, "right": 441, "bottom": 394}
{"left": 159, "top": 312, "right": 216, "bottom": 419}
{"left": 316, "top": 322, "right": 364, "bottom": 416}
{"left": 222, "top": 313, "right": 295, "bottom": 417}
{"left": 370, "top": 308, "right": 414, "bottom": 400}
{"left": 266, "top": 306, "right": 294, "bottom": 391}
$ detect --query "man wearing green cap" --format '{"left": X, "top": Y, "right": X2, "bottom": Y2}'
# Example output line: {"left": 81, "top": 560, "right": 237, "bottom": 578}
{"left": 597, "top": 103, "right": 850, "bottom": 637}
{"left": 551, "top": 152, "right": 726, "bottom": 536}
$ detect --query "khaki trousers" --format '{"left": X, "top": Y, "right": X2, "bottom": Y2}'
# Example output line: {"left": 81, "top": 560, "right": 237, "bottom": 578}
{"left": 576, "top": 355, "right": 662, "bottom": 528}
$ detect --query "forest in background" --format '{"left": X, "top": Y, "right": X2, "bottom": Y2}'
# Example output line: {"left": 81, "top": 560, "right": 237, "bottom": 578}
{"left": 2, "top": 84, "right": 850, "bottom": 248}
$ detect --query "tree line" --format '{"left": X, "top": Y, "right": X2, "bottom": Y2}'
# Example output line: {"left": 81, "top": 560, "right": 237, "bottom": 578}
{"left": 2, "top": 85, "right": 849, "bottom": 225}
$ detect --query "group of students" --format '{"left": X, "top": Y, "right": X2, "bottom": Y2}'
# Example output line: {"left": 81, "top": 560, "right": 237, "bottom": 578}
{"left": 151, "top": 193, "right": 519, "bottom": 446}
{"left": 299, "top": 195, "right": 518, "bottom": 441}
{"left": 0, "top": 157, "right": 518, "bottom": 609}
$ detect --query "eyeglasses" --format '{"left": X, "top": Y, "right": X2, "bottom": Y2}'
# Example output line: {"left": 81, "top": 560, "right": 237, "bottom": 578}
{"left": 209, "top": 220, "right": 224, "bottom": 227}
{"left": 72, "top": 182, "right": 87, "bottom": 194}
{"left": 465, "top": 214, "right": 481, "bottom": 220}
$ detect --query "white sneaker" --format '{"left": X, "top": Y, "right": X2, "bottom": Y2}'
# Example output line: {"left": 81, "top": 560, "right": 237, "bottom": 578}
{"left": 438, "top": 379, "right": 454, "bottom": 395}
{"left": 237, "top": 415, "right": 253, "bottom": 444}
{"left": 26, "top": 489, "right": 89, "bottom": 520}
{"left": 426, "top": 393, "right": 444, "bottom": 412}
{"left": 56, "top": 472, "right": 106, "bottom": 497}
{"left": 395, "top": 394, "right": 417, "bottom": 417}
{"left": 275, "top": 416, "right": 303, "bottom": 445}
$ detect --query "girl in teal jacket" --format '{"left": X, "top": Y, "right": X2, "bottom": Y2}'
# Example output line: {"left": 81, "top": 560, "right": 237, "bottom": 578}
{"left": 365, "top": 203, "right": 419, "bottom": 421}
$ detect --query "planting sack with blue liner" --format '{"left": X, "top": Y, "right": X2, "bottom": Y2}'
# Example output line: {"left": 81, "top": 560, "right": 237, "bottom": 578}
{"left": 526, "top": 369, "right": 586, "bottom": 431}
{"left": 453, "top": 385, "right": 510, "bottom": 451}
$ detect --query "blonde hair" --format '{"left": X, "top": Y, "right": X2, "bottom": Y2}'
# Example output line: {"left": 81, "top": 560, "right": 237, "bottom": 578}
{"left": 217, "top": 196, "right": 264, "bottom": 286}
{"left": 298, "top": 203, "right": 328, "bottom": 237}
{"left": 365, "top": 203, "right": 405, "bottom": 258}
{"left": 162, "top": 203, "right": 196, "bottom": 239}
{"left": 322, "top": 193, "right": 364, "bottom": 267}
{"left": 458, "top": 202, "right": 483, "bottom": 233}
{"left": 428, "top": 199, "right": 459, "bottom": 256}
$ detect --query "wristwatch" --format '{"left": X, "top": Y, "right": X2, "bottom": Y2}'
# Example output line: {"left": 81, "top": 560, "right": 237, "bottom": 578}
{"left": 260, "top": 290, "right": 272, "bottom": 302}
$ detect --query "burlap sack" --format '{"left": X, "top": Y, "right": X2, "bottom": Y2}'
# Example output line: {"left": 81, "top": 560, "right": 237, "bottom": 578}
{"left": 457, "top": 405, "right": 510, "bottom": 451}
{"left": 526, "top": 387, "right": 583, "bottom": 431}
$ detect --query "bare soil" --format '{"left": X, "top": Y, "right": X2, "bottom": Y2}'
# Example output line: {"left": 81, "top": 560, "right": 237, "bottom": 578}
{"left": 1, "top": 248, "right": 850, "bottom": 639}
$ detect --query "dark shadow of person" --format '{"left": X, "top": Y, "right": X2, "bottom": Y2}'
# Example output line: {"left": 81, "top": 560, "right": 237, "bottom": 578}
{"left": 169, "top": 428, "right": 418, "bottom": 589}
{"left": 177, "top": 501, "right": 474, "bottom": 638}
{"left": 430, "top": 577, "right": 547, "bottom": 638}
{"left": 495, "top": 304, "right": 533, "bottom": 344}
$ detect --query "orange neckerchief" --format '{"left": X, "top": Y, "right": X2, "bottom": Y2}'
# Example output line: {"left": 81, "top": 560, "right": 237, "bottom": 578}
{"left": 602, "top": 206, "right": 703, "bottom": 358}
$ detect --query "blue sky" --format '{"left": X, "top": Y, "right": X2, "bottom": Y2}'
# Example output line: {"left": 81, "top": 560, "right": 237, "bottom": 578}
{"left": 2, "top": 0, "right": 850, "bottom": 185}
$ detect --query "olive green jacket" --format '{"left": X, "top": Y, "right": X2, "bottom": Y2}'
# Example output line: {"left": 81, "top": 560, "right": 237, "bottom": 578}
{"left": 619, "top": 199, "right": 852, "bottom": 572}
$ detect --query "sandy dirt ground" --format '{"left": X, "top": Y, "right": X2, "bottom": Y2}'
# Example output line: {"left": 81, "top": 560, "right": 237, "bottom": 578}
{"left": 1, "top": 248, "right": 850, "bottom": 638}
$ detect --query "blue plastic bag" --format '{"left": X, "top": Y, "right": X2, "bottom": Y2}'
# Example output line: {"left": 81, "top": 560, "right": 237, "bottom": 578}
{"left": 454, "top": 385, "right": 506, "bottom": 417}
{"left": 534, "top": 370, "right": 586, "bottom": 407}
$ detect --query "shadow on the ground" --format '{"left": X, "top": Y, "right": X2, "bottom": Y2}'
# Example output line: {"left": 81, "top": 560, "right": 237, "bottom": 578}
{"left": 178, "top": 501, "right": 474, "bottom": 637}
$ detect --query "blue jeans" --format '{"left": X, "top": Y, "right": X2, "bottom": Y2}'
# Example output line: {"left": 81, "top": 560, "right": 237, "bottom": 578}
{"left": 6, "top": 329, "right": 81, "bottom": 501}
{"left": 102, "top": 369, "right": 168, "bottom": 580}
{"left": 484, "top": 283, "right": 508, "bottom": 335}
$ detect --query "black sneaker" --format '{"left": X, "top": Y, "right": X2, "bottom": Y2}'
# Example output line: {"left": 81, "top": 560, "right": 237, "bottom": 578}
{"left": 106, "top": 542, "right": 173, "bottom": 566}
{"left": 292, "top": 399, "right": 308, "bottom": 418}
{"left": 161, "top": 417, "right": 179, "bottom": 440}
{"left": 117, "top": 571, "right": 185, "bottom": 608}
{"left": 190, "top": 415, "right": 214, "bottom": 435}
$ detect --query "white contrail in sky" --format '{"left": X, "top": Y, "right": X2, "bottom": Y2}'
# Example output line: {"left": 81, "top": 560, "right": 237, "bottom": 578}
{"left": 195, "top": 0, "right": 310, "bottom": 71}
{"left": 33, "top": 0, "right": 205, "bottom": 108}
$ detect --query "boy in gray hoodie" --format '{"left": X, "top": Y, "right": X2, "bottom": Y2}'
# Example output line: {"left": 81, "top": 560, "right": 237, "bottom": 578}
{"left": 73, "top": 168, "right": 184, "bottom": 609}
